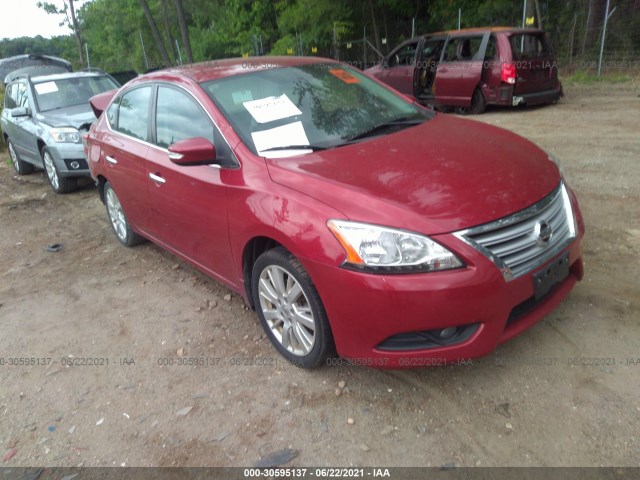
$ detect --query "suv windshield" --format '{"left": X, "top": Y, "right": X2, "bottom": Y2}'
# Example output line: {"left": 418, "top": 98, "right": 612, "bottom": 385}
{"left": 201, "top": 64, "right": 432, "bottom": 156}
{"left": 33, "top": 75, "right": 118, "bottom": 112}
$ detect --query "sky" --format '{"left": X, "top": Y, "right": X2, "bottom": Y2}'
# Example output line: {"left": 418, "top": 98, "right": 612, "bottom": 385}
{"left": 0, "top": 0, "right": 70, "bottom": 39}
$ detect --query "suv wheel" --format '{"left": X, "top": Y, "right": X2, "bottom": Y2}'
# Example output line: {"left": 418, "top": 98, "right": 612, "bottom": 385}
{"left": 251, "top": 247, "right": 333, "bottom": 368}
{"left": 42, "top": 147, "right": 77, "bottom": 194}
{"left": 7, "top": 139, "right": 34, "bottom": 175}
{"left": 104, "top": 182, "right": 144, "bottom": 246}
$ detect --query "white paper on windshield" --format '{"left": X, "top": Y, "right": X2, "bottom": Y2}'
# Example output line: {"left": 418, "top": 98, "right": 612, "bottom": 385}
{"left": 232, "top": 90, "right": 253, "bottom": 105}
{"left": 34, "top": 82, "right": 58, "bottom": 95}
{"left": 251, "top": 121, "right": 311, "bottom": 158}
{"left": 243, "top": 94, "right": 302, "bottom": 124}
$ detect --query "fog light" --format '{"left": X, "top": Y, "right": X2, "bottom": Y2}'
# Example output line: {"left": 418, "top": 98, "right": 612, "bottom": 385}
{"left": 70, "top": 161, "right": 80, "bottom": 169}
{"left": 437, "top": 327, "right": 458, "bottom": 339}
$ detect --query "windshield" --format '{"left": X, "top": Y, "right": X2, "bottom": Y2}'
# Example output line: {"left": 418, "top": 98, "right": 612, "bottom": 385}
{"left": 33, "top": 75, "right": 119, "bottom": 112}
{"left": 201, "top": 64, "right": 433, "bottom": 157}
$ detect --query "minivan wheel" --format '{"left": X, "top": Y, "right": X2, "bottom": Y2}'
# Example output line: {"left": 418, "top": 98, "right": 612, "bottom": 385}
{"left": 42, "top": 147, "right": 77, "bottom": 193}
{"left": 456, "top": 88, "right": 486, "bottom": 115}
{"left": 104, "top": 181, "right": 144, "bottom": 247}
{"left": 8, "top": 140, "right": 34, "bottom": 175}
{"left": 251, "top": 247, "right": 333, "bottom": 368}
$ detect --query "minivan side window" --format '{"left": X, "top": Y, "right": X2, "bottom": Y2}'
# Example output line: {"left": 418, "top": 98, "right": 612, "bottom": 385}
{"left": 155, "top": 86, "right": 214, "bottom": 148}
{"left": 388, "top": 42, "right": 418, "bottom": 67}
{"left": 116, "top": 86, "right": 152, "bottom": 141}
{"left": 443, "top": 36, "right": 483, "bottom": 62}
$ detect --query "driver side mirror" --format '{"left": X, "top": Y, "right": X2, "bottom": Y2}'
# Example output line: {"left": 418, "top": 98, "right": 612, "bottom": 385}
{"left": 11, "top": 107, "right": 30, "bottom": 118}
{"left": 168, "top": 137, "right": 217, "bottom": 166}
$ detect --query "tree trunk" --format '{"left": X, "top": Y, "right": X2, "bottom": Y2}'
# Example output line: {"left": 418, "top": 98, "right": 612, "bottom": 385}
{"left": 139, "top": 0, "right": 171, "bottom": 65}
{"left": 68, "top": 0, "right": 84, "bottom": 67}
{"left": 534, "top": 0, "right": 543, "bottom": 30}
{"left": 173, "top": 0, "right": 193, "bottom": 63}
{"left": 160, "top": 0, "right": 179, "bottom": 62}
{"left": 368, "top": 0, "right": 382, "bottom": 55}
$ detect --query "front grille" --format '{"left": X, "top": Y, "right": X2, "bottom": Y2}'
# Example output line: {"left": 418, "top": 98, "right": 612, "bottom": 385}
{"left": 454, "top": 182, "right": 576, "bottom": 281}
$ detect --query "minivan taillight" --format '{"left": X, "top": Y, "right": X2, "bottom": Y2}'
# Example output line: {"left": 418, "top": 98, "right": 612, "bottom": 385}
{"left": 501, "top": 63, "right": 516, "bottom": 84}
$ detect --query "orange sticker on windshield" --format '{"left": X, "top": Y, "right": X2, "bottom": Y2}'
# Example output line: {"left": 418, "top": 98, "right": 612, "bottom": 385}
{"left": 329, "top": 68, "right": 360, "bottom": 84}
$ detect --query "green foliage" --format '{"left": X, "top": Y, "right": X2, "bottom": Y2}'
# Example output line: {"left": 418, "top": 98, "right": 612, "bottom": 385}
{"left": 562, "top": 70, "right": 633, "bottom": 84}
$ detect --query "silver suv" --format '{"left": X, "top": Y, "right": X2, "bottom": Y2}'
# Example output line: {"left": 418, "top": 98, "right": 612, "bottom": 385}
{"left": 1, "top": 70, "right": 119, "bottom": 193}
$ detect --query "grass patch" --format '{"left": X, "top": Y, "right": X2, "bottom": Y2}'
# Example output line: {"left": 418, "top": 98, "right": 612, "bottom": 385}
{"left": 562, "top": 70, "right": 634, "bottom": 84}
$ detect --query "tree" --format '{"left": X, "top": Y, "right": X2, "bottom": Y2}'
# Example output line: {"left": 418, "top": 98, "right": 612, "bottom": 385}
{"left": 173, "top": 0, "right": 193, "bottom": 63}
{"left": 37, "top": 0, "right": 85, "bottom": 66}
{"left": 139, "top": 0, "right": 171, "bottom": 64}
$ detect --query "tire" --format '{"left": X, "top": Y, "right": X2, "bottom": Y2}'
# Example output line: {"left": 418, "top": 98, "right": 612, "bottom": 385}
{"left": 41, "top": 146, "right": 77, "bottom": 194}
{"left": 104, "top": 181, "right": 145, "bottom": 247}
{"left": 251, "top": 247, "right": 333, "bottom": 368}
{"left": 7, "top": 139, "right": 34, "bottom": 175}
{"left": 456, "top": 88, "right": 486, "bottom": 115}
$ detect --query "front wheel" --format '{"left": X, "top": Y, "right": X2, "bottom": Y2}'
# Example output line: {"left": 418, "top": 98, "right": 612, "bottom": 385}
{"left": 8, "top": 139, "right": 34, "bottom": 175}
{"left": 42, "top": 147, "right": 77, "bottom": 193}
{"left": 251, "top": 247, "right": 333, "bottom": 368}
{"left": 104, "top": 182, "right": 144, "bottom": 247}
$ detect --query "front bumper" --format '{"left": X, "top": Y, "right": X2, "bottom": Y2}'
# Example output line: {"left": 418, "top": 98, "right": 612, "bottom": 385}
{"left": 47, "top": 143, "right": 90, "bottom": 177}
{"left": 304, "top": 232, "right": 583, "bottom": 369}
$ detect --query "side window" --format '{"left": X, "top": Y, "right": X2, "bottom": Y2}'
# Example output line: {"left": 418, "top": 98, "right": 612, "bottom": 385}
{"left": 4, "top": 84, "right": 16, "bottom": 109}
{"left": 116, "top": 86, "right": 152, "bottom": 141}
{"left": 484, "top": 36, "right": 498, "bottom": 61}
{"left": 107, "top": 99, "right": 119, "bottom": 128}
{"left": 155, "top": 86, "right": 214, "bottom": 148}
{"left": 388, "top": 42, "right": 418, "bottom": 67}
{"left": 16, "top": 82, "right": 29, "bottom": 108}
{"left": 443, "top": 36, "right": 483, "bottom": 62}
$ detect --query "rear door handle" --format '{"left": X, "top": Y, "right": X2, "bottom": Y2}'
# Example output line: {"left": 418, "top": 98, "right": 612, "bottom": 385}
{"left": 105, "top": 155, "right": 118, "bottom": 165}
{"left": 148, "top": 172, "right": 166, "bottom": 184}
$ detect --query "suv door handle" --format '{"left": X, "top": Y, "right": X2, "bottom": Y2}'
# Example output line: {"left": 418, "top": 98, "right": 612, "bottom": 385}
{"left": 105, "top": 155, "right": 118, "bottom": 165}
{"left": 148, "top": 172, "right": 166, "bottom": 184}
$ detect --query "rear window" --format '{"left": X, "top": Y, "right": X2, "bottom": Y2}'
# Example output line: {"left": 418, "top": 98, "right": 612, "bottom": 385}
{"left": 509, "top": 34, "right": 551, "bottom": 60}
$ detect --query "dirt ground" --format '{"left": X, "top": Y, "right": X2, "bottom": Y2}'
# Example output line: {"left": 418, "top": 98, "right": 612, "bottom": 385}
{"left": 0, "top": 81, "right": 639, "bottom": 468}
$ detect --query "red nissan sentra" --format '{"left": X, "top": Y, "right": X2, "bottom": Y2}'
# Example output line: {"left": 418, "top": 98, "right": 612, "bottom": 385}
{"left": 84, "top": 57, "right": 584, "bottom": 369}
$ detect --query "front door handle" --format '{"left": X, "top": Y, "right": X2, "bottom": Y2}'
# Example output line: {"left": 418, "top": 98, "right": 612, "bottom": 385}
{"left": 148, "top": 172, "right": 166, "bottom": 184}
{"left": 105, "top": 155, "right": 118, "bottom": 165}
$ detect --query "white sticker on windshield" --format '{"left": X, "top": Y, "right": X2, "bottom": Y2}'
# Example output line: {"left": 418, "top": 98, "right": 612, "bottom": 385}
{"left": 251, "top": 121, "right": 310, "bottom": 158}
{"left": 34, "top": 82, "right": 59, "bottom": 95}
{"left": 243, "top": 94, "right": 302, "bottom": 124}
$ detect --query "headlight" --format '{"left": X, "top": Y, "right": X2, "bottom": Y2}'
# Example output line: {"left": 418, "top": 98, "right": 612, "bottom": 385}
{"left": 51, "top": 127, "right": 81, "bottom": 143}
{"left": 327, "top": 220, "right": 464, "bottom": 273}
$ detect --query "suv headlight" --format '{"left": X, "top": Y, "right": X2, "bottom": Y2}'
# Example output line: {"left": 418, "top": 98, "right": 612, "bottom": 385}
{"left": 327, "top": 220, "right": 464, "bottom": 273}
{"left": 51, "top": 127, "right": 81, "bottom": 143}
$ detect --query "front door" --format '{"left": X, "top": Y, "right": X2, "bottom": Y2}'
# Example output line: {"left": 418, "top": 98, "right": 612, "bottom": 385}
{"left": 381, "top": 40, "right": 419, "bottom": 96}
{"left": 144, "top": 84, "right": 235, "bottom": 283}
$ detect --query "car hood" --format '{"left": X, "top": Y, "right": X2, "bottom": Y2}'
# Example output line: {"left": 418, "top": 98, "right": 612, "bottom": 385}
{"left": 265, "top": 114, "right": 561, "bottom": 234}
{"left": 38, "top": 104, "right": 95, "bottom": 130}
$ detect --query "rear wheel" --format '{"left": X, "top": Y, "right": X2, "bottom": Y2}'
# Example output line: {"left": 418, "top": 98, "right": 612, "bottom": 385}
{"left": 42, "top": 147, "right": 77, "bottom": 194}
{"left": 251, "top": 247, "right": 333, "bottom": 368}
{"left": 456, "top": 88, "right": 485, "bottom": 115}
{"left": 104, "top": 181, "right": 144, "bottom": 247}
{"left": 7, "top": 139, "right": 34, "bottom": 175}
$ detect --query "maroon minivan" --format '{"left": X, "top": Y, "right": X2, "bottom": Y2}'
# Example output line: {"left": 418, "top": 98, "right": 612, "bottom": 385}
{"left": 366, "top": 27, "right": 563, "bottom": 114}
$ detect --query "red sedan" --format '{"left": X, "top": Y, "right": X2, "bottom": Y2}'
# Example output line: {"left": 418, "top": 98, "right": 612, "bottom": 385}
{"left": 84, "top": 57, "right": 584, "bottom": 368}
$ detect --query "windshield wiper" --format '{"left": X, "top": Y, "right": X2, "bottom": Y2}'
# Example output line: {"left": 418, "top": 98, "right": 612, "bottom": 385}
{"left": 344, "top": 117, "right": 426, "bottom": 143}
{"left": 260, "top": 144, "right": 327, "bottom": 152}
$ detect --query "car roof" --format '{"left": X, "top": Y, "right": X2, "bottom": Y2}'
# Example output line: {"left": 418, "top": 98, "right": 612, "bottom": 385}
{"left": 428, "top": 26, "right": 544, "bottom": 36}
{"left": 138, "top": 56, "right": 336, "bottom": 84}
{"left": 29, "top": 71, "right": 111, "bottom": 83}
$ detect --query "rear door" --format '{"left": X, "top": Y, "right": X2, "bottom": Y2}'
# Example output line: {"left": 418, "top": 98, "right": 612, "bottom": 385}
{"left": 100, "top": 85, "right": 153, "bottom": 232}
{"left": 434, "top": 33, "right": 488, "bottom": 106}
{"left": 144, "top": 84, "right": 235, "bottom": 282}
{"left": 381, "top": 40, "right": 419, "bottom": 96}
{"left": 508, "top": 32, "right": 558, "bottom": 94}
